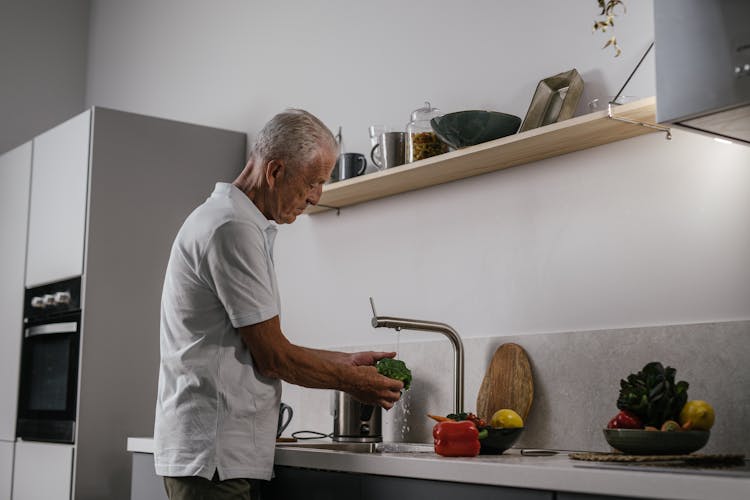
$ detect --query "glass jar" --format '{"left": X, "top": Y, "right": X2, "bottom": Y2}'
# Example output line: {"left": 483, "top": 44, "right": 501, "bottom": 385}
{"left": 406, "top": 101, "right": 449, "bottom": 162}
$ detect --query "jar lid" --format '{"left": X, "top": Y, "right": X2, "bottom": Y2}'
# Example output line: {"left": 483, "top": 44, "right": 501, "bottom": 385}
{"left": 410, "top": 101, "right": 441, "bottom": 122}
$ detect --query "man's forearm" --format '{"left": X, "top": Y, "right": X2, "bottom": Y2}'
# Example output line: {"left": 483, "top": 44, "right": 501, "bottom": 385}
{"left": 273, "top": 343, "right": 353, "bottom": 391}
{"left": 304, "top": 347, "right": 352, "bottom": 365}
{"left": 239, "top": 319, "right": 354, "bottom": 391}
{"left": 239, "top": 316, "right": 401, "bottom": 407}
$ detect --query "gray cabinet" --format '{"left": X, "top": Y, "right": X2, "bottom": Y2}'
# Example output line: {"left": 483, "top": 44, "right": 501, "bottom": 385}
{"left": 269, "top": 467, "right": 361, "bottom": 499}
{"left": 13, "top": 107, "right": 246, "bottom": 500}
{"left": 130, "top": 453, "right": 167, "bottom": 500}
{"left": 557, "top": 493, "right": 643, "bottom": 500}
{"left": 26, "top": 111, "right": 91, "bottom": 287}
{"left": 269, "top": 466, "right": 554, "bottom": 500}
{"left": 361, "top": 474, "right": 552, "bottom": 500}
{"left": 72, "top": 108, "right": 244, "bottom": 500}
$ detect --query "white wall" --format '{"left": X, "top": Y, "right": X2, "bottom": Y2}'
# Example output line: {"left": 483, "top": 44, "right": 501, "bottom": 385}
{"left": 85, "top": 1, "right": 750, "bottom": 348}
{"left": 0, "top": 0, "right": 90, "bottom": 154}
{"left": 86, "top": 0, "right": 656, "bottom": 154}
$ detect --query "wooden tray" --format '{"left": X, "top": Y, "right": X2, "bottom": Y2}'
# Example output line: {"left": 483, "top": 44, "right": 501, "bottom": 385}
{"left": 570, "top": 452, "right": 745, "bottom": 464}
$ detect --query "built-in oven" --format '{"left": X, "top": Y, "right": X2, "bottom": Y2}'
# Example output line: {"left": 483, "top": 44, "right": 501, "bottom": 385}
{"left": 16, "top": 277, "right": 82, "bottom": 443}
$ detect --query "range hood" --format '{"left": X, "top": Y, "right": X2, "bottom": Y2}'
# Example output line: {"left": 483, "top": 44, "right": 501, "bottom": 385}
{"left": 654, "top": 0, "right": 750, "bottom": 145}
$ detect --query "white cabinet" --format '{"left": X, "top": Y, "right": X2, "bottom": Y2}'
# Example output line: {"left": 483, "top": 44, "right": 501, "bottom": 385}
{"left": 0, "top": 441, "right": 13, "bottom": 500}
{"left": 12, "top": 441, "right": 73, "bottom": 500}
{"left": 0, "top": 142, "right": 32, "bottom": 441}
{"left": 26, "top": 111, "right": 91, "bottom": 287}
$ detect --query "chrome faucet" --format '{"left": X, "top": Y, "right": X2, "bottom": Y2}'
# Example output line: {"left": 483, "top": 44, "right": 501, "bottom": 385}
{"left": 369, "top": 298, "right": 464, "bottom": 414}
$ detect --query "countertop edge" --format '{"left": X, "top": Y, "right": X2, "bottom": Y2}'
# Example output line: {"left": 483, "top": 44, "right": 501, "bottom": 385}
{"left": 127, "top": 438, "right": 748, "bottom": 500}
{"left": 273, "top": 447, "right": 748, "bottom": 500}
{"left": 127, "top": 437, "right": 155, "bottom": 454}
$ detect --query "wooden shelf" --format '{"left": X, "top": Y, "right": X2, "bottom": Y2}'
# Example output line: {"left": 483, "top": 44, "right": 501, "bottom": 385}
{"left": 308, "top": 96, "right": 660, "bottom": 214}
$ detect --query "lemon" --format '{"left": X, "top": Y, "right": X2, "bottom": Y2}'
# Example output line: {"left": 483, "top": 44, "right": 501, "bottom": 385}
{"left": 679, "top": 400, "right": 715, "bottom": 431}
{"left": 490, "top": 409, "right": 524, "bottom": 428}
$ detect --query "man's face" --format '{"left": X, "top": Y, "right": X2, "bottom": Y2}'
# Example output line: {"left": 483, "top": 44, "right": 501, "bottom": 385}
{"left": 270, "top": 148, "right": 336, "bottom": 224}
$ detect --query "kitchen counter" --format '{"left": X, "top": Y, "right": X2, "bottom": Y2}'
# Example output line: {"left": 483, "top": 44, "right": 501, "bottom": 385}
{"left": 127, "top": 438, "right": 749, "bottom": 500}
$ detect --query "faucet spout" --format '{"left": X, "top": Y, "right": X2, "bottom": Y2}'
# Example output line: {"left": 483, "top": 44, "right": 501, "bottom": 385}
{"left": 369, "top": 298, "right": 464, "bottom": 414}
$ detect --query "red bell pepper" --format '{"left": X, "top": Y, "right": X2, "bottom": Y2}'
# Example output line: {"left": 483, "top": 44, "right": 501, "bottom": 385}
{"left": 607, "top": 410, "right": 643, "bottom": 429}
{"left": 433, "top": 420, "right": 481, "bottom": 457}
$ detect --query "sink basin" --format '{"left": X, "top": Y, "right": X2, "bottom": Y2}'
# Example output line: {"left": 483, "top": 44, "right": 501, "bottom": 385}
{"left": 276, "top": 441, "right": 434, "bottom": 454}
{"left": 377, "top": 442, "right": 433, "bottom": 454}
{"left": 277, "top": 442, "right": 379, "bottom": 453}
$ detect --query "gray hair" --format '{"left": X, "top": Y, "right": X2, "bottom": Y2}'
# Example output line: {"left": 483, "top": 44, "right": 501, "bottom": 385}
{"left": 251, "top": 109, "right": 337, "bottom": 172}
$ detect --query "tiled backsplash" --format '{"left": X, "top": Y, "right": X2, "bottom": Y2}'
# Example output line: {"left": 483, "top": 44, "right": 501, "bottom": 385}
{"left": 281, "top": 321, "right": 750, "bottom": 455}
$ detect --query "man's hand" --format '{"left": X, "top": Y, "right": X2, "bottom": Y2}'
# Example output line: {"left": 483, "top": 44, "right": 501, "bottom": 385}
{"left": 348, "top": 351, "right": 396, "bottom": 367}
{"left": 347, "top": 365, "right": 403, "bottom": 410}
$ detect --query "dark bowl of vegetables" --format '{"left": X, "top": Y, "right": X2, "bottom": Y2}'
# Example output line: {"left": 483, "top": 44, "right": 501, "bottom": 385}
{"left": 603, "top": 361, "right": 714, "bottom": 455}
{"left": 603, "top": 428, "right": 709, "bottom": 455}
{"left": 479, "top": 427, "right": 524, "bottom": 455}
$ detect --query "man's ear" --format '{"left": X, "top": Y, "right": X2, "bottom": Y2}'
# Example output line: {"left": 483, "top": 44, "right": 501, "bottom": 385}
{"left": 266, "top": 160, "right": 284, "bottom": 188}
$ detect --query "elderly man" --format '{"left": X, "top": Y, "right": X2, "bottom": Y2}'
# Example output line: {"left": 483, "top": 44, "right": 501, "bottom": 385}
{"left": 154, "top": 109, "right": 403, "bottom": 499}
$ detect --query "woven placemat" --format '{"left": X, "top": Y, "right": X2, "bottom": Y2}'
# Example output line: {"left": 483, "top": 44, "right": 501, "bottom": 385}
{"left": 569, "top": 452, "right": 745, "bottom": 464}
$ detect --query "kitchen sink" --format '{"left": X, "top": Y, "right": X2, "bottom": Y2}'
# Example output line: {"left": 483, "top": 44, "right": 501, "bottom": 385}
{"left": 276, "top": 441, "right": 434, "bottom": 454}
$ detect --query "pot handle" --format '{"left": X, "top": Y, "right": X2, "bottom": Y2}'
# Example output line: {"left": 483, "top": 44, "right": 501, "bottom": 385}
{"left": 370, "top": 143, "right": 383, "bottom": 170}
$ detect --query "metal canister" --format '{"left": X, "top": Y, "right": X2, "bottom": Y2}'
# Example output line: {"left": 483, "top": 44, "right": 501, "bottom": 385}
{"left": 332, "top": 391, "right": 382, "bottom": 443}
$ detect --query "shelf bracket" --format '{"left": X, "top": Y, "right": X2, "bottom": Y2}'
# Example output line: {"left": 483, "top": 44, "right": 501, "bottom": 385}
{"left": 607, "top": 103, "right": 672, "bottom": 140}
{"left": 606, "top": 40, "right": 671, "bottom": 141}
{"left": 316, "top": 204, "right": 341, "bottom": 216}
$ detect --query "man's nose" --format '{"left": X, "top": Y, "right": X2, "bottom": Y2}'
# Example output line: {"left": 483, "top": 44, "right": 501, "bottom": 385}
{"left": 307, "top": 185, "right": 323, "bottom": 205}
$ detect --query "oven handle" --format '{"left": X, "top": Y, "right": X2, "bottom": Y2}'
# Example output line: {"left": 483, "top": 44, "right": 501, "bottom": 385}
{"left": 25, "top": 322, "right": 78, "bottom": 337}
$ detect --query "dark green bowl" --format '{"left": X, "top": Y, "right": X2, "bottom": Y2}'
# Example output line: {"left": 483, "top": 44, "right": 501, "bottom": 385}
{"left": 430, "top": 110, "right": 522, "bottom": 149}
{"left": 603, "top": 429, "right": 710, "bottom": 455}
{"left": 479, "top": 427, "right": 524, "bottom": 455}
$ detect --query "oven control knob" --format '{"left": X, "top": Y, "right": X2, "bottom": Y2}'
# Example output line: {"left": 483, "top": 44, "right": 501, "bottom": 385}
{"left": 43, "top": 294, "right": 56, "bottom": 306}
{"left": 54, "top": 291, "right": 72, "bottom": 305}
{"left": 31, "top": 296, "right": 45, "bottom": 308}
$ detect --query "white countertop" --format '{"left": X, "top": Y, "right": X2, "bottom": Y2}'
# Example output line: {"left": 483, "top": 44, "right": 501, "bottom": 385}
{"left": 127, "top": 438, "right": 749, "bottom": 500}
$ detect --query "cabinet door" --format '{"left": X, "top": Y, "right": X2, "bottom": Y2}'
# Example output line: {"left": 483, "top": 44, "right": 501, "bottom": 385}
{"left": 12, "top": 441, "right": 73, "bottom": 500}
{"left": 269, "top": 466, "right": 362, "bottom": 499}
{"left": 26, "top": 110, "right": 91, "bottom": 287}
{"left": 361, "top": 474, "right": 553, "bottom": 500}
{"left": 0, "top": 142, "right": 32, "bottom": 441}
{"left": 0, "top": 441, "right": 13, "bottom": 500}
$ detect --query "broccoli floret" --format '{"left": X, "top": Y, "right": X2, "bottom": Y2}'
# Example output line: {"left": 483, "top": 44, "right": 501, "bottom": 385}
{"left": 376, "top": 358, "right": 412, "bottom": 390}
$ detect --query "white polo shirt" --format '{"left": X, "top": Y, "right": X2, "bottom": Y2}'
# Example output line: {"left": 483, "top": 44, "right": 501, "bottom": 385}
{"left": 154, "top": 182, "right": 281, "bottom": 481}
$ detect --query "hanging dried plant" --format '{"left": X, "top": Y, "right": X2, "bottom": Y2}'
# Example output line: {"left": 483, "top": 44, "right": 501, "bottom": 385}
{"left": 593, "top": 0, "right": 626, "bottom": 57}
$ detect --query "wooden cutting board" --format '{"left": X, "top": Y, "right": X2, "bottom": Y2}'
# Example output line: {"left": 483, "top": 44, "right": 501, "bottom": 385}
{"left": 476, "top": 343, "right": 534, "bottom": 422}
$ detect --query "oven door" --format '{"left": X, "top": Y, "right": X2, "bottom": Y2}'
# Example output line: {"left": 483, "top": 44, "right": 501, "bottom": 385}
{"left": 17, "top": 316, "right": 80, "bottom": 443}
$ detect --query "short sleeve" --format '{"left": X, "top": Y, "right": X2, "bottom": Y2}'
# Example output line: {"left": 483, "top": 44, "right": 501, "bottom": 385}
{"left": 199, "top": 220, "right": 279, "bottom": 328}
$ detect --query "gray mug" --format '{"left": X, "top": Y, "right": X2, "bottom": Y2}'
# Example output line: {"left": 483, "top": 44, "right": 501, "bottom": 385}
{"left": 371, "top": 132, "right": 407, "bottom": 170}
{"left": 332, "top": 152, "right": 367, "bottom": 182}
{"left": 277, "top": 402, "right": 293, "bottom": 438}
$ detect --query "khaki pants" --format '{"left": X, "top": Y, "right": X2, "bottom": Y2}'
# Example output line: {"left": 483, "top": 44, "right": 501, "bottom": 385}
{"left": 163, "top": 471, "right": 259, "bottom": 500}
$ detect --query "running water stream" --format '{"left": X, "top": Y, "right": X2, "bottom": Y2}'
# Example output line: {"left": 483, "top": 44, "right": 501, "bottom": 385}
{"left": 394, "top": 331, "right": 412, "bottom": 440}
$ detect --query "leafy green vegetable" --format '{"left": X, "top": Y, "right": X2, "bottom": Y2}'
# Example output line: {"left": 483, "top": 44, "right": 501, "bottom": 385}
{"left": 446, "top": 413, "right": 469, "bottom": 421}
{"left": 616, "top": 361, "right": 689, "bottom": 427}
{"left": 376, "top": 358, "right": 412, "bottom": 390}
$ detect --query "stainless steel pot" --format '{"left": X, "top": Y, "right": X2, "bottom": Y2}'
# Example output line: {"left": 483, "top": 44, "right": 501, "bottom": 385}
{"left": 332, "top": 391, "right": 382, "bottom": 443}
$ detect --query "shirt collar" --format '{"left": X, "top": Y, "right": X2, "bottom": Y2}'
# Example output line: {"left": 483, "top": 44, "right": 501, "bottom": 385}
{"left": 213, "top": 182, "right": 278, "bottom": 235}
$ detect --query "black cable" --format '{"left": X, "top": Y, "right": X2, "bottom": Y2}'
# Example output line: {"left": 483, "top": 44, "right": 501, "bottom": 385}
{"left": 291, "top": 430, "right": 333, "bottom": 440}
{"left": 611, "top": 41, "right": 654, "bottom": 105}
